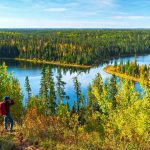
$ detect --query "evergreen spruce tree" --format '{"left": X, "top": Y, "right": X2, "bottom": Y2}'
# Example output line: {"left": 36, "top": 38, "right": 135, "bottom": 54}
{"left": 71, "top": 101, "right": 77, "bottom": 114}
{"left": 39, "top": 66, "right": 48, "bottom": 99}
{"left": 45, "top": 66, "right": 56, "bottom": 114}
{"left": 73, "top": 76, "right": 83, "bottom": 112}
{"left": 110, "top": 75, "right": 117, "bottom": 108}
{"left": 25, "top": 76, "right": 32, "bottom": 100}
{"left": 114, "top": 59, "right": 117, "bottom": 67}
{"left": 93, "top": 73, "right": 103, "bottom": 93}
{"left": 87, "top": 84, "right": 95, "bottom": 115}
{"left": 56, "top": 68, "right": 66, "bottom": 105}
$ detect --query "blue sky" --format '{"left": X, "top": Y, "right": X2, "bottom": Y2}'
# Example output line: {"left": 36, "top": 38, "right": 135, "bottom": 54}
{"left": 0, "top": 0, "right": 150, "bottom": 28}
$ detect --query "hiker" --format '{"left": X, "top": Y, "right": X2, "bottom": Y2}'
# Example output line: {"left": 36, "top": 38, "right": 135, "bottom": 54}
{"left": 0, "top": 96, "right": 15, "bottom": 131}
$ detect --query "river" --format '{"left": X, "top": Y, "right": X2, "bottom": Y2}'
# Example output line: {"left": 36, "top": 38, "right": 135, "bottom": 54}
{"left": 0, "top": 54, "right": 150, "bottom": 105}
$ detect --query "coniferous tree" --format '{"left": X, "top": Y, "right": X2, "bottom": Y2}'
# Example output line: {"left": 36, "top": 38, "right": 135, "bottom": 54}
{"left": 56, "top": 68, "right": 66, "bottom": 105}
{"left": 39, "top": 66, "right": 48, "bottom": 99}
{"left": 87, "top": 84, "right": 96, "bottom": 115}
{"left": 25, "top": 76, "right": 32, "bottom": 100}
{"left": 110, "top": 75, "right": 117, "bottom": 108}
{"left": 73, "top": 76, "right": 83, "bottom": 112}
{"left": 71, "top": 101, "right": 77, "bottom": 114}
{"left": 93, "top": 73, "right": 103, "bottom": 93}
{"left": 114, "top": 59, "right": 117, "bottom": 67}
{"left": 45, "top": 67, "right": 56, "bottom": 114}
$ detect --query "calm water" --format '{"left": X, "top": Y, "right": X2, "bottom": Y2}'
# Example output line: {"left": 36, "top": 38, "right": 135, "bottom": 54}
{"left": 0, "top": 55, "right": 150, "bottom": 106}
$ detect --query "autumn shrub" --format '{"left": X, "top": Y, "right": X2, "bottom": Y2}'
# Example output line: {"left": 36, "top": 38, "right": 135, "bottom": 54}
{"left": 89, "top": 74, "right": 150, "bottom": 149}
{"left": 0, "top": 64, "right": 23, "bottom": 122}
{"left": 84, "top": 112, "right": 105, "bottom": 137}
{"left": 22, "top": 106, "right": 103, "bottom": 149}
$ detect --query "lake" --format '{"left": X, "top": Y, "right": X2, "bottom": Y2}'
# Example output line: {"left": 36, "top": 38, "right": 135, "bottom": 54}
{"left": 0, "top": 54, "right": 150, "bottom": 106}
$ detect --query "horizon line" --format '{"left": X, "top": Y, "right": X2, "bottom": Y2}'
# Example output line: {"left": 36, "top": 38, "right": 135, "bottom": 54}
{"left": 0, "top": 28, "right": 150, "bottom": 30}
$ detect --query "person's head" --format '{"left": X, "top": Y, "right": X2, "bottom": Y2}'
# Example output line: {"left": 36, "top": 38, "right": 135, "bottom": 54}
{"left": 4, "top": 96, "right": 11, "bottom": 102}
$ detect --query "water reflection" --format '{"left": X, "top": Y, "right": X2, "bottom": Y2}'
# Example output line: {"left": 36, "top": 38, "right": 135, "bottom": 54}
{"left": 0, "top": 54, "right": 149, "bottom": 106}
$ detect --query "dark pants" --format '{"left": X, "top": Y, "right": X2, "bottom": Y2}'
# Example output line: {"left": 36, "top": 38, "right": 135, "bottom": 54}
{"left": 4, "top": 112, "right": 13, "bottom": 130}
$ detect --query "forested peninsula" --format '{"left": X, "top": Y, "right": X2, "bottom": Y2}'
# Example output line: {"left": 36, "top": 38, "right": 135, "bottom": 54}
{"left": 104, "top": 59, "right": 149, "bottom": 83}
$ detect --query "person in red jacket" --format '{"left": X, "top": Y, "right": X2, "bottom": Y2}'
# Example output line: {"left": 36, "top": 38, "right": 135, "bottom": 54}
{"left": 3, "top": 96, "right": 15, "bottom": 132}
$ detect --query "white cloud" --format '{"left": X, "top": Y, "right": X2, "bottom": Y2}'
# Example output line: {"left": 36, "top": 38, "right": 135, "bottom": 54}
{"left": 113, "top": 15, "right": 150, "bottom": 20}
{"left": 90, "top": 0, "right": 116, "bottom": 8}
{"left": 101, "top": 0, "right": 115, "bottom": 6}
{"left": 44, "top": 8, "right": 68, "bottom": 12}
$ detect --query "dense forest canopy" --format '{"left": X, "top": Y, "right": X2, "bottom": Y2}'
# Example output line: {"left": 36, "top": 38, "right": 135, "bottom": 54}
{"left": 0, "top": 29, "right": 150, "bottom": 65}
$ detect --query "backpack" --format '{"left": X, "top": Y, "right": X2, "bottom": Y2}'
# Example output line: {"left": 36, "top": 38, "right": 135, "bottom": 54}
{"left": 0, "top": 102, "right": 7, "bottom": 116}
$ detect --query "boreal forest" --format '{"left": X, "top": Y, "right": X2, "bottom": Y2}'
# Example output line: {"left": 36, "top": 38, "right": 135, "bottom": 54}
{"left": 0, "top": 30, "right": 150, "bottom": 65}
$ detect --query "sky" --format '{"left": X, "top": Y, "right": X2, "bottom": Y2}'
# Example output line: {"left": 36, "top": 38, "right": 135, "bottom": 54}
{"left": 0, "top": 0, "right": 150, "bottom": 28}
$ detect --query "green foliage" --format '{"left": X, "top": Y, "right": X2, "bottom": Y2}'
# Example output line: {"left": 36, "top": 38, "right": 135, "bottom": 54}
{"left": 85, "top": 112, "right": 104, "bottom": 135}
{"left": 56, "top": 68, "right": 67, "bottom": 105}
{"left": 39, "top": 66, "right": 48, "bottom": 99}
{"left": 115, "top": 60, "right": 149, "bottom": 79}
{"left": 73, "top": 76, "right": 84, "bottom": 112}
{"left": 45, "top": 67, "right": 56, "bottom": 115}
{"left": 25, "top": 76, "right": 32, "bottom": 101}
{"left": 90, "top": 74, "right": 150, "bottom": 147}
{"left": 0, "top": 30, "right": 150, "bottom": 65}
{"left": 57, "top": 104, "right": 70, "bottom": 118}
{"left": 0, "top": 63, "right": 23, "bottom": 121}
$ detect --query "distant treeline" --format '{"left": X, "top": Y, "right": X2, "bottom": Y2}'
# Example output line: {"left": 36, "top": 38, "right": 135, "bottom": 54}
{"left": 0, "top": 30, "right": 150, "bottom": 65}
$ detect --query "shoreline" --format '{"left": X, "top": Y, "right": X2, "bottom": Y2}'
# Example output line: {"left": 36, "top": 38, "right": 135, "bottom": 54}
{"left": 103, "top": 65, "right": 140, "bottom": 82}
{"left": 0, "top": 52, "right": 149, "bottom": 69}
{"left": 0, "top": 58, "right": 93, "bottom": 69}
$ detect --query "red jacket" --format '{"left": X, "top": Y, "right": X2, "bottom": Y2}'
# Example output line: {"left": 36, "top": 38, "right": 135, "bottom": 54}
{"left": 5, "top": 100, "right": 15, "bottom": 113}
{"left": 0, "top": 102, "right": 7, "bottom": 116}
{"left": 0, "top": 100, "right": 15, "bottom": 116}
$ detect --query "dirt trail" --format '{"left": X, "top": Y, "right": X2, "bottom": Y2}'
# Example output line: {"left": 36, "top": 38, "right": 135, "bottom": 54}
{"left": 0, "top": 125, "right": 41, "bottom": 150}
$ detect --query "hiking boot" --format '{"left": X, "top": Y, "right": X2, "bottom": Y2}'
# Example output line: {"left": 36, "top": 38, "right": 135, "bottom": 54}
{"left": 7, "top": 129, "right": 15, "bottom": 133}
